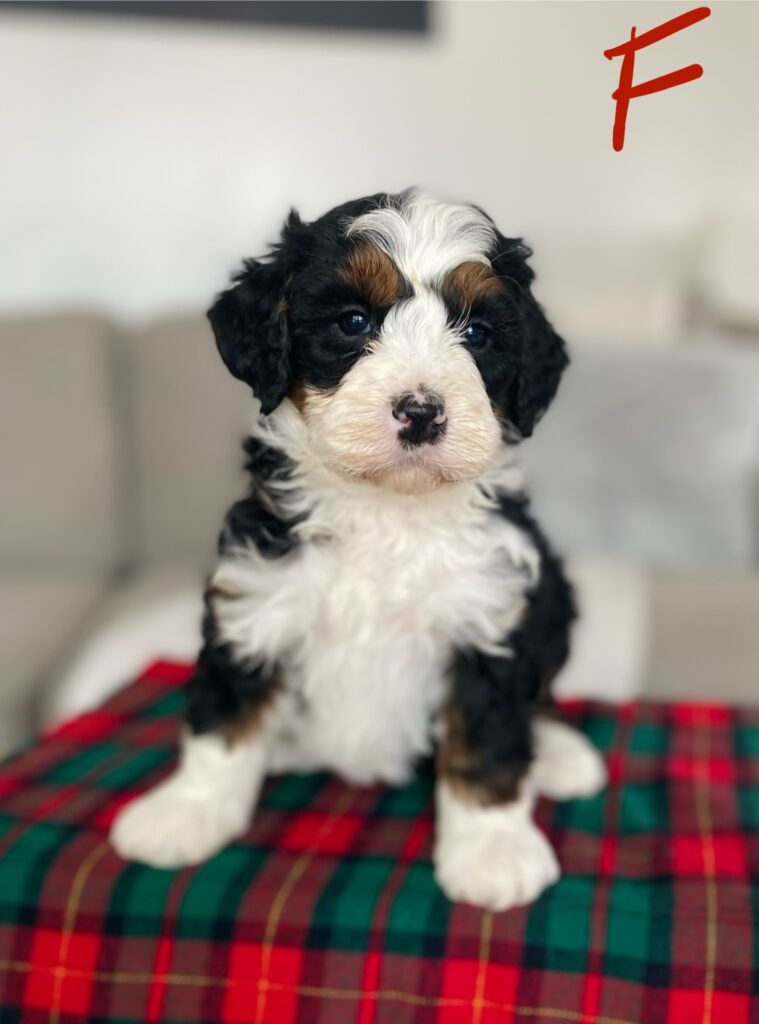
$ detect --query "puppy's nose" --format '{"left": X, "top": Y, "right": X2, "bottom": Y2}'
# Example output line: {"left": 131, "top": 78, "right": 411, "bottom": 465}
{"left": 392, "top": 394, "right": 447, "bottom": 445}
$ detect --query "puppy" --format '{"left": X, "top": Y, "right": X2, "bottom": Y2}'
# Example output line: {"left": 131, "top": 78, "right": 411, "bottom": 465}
{"left": 111, "top": 190, "right": 606, "bottom": 911}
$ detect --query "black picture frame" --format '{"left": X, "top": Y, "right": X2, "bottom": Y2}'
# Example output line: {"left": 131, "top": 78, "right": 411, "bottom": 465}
{"left": 5, "top": 1, "right": 430, "bottom": 34}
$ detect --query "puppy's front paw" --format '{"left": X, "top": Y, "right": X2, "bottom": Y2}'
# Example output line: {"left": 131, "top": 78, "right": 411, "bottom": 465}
{"left": 110, "top": 776, "right": 249, "bottom": 868}
{"left": 532, "top": 718, "right": 607, "bottom": 801}
{"left": 434, "top": 816, "right": 559, "bottom": 912}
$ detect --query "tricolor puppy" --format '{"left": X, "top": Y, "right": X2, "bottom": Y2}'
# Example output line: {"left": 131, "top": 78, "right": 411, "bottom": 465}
{"left": 111, "top": 191, "right": 606, "bottom": 911}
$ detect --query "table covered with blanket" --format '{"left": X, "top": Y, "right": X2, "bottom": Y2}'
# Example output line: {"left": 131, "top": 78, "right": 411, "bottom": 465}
{"left": 0, "top": 660, "right": 757, "bottom": 1023}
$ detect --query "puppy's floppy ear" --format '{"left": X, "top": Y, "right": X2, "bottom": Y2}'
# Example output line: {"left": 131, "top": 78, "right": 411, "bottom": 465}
{"left": 492, "top": 235, "right": 569, "bottom": 439}
{"left": 509, "top": 291, "right": 569, "bottom": 439}
{"left": 207, "top": 211, "right": 305, "bottom": 415}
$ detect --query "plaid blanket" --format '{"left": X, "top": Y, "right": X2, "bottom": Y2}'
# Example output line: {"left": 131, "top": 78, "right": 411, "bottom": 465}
{"left": 0, "top": 661, "right": 756, "bottom": 1024}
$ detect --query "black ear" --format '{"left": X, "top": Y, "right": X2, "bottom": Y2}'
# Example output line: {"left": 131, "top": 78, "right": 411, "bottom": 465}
{"left": 208, "top": 210, "right": 310, "bottom": 415}
{"left": 491, "top": 234, "right": 569, "bottom": 439}
{"left": 207, "top": 256, "right": 290, "bottom": 415}
{"left": 509, "top": 292, "right": 569, "bottom": 438}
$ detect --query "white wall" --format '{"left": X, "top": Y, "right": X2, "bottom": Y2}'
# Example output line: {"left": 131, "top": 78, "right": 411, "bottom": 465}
{"left": 1, "top": 1, "right": 757, "bottom": 323}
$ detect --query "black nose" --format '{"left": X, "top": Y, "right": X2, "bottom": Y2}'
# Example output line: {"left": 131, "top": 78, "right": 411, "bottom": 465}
{"left": 393, "top": 394, "right": 447, "bottom": 445}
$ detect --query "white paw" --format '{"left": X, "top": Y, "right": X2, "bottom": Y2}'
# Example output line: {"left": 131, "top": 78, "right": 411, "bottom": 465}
{"left": 111, "top": 730, "right": 266, "bottom": 868}
{"left": 434, "top": 815, "right": 559, "bottom": 911}
{"left": 434, "top": 783, "right": 559, "bottom": 912}
{"left": 110, "top": 774, "right": 251, "bottom": 868}
{"left": 532, "top": 718, "right": 607, "bottom": 801}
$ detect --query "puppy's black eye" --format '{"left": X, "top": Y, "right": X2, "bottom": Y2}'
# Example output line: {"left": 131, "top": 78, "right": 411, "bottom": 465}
{"left": 338, "top": 311, "right": 371, "bottom": 336}
{"left": 463, "top": 322, "right": 491, "bottom": 349}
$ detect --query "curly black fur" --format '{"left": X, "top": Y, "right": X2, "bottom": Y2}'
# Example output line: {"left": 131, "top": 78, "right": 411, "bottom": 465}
{"left": 444, "top": 493, "right": 576, "bottom": 800}
{"left": 185, "top": 599, "right": 279, "bottom": 736}
{"left": 187, "top": 436, "right": 302, "bottom": 734}
{"left": 217, "top": 437, "right": 303, "bottom": 559}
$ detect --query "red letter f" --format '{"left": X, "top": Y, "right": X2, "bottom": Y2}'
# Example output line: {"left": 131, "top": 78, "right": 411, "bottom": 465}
{"left": 604, "top": 7, "right": 711, "bottom": 152}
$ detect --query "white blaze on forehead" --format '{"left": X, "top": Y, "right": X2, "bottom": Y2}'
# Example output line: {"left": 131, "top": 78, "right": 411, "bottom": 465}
{"left": 345, "top": 191, "right": 496, "bottom": 288}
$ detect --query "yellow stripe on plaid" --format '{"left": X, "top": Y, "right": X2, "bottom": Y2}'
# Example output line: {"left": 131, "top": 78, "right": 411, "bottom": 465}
{"left": 472, "top": 909, "right": 494, "bottom": 1024}
{"left": 0, "top": 959, "right": 640, "bottom": 1024}
{"left": 49, "top": 840, "right": 110, "bottom": 1024}
{"left": 255, "top": 786, "right": 358, "bottom": 1022}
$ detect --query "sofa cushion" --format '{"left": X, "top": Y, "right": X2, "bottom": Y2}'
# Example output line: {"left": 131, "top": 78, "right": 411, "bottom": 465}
{"left": 127, "top": 315, "right": 249, "bottom": 566}
{"left": 0, "top": 313, "right": 124, "bottom": 572}
{"left": 524, "top": 336, "right": 759, "bottom": 568}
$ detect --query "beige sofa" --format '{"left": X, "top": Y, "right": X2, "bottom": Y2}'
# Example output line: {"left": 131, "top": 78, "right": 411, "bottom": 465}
{"left": 2, "top": 312, "right": 759, "bottom": 757}
{"left": 1, "top": 312, "right": 247, "bottom": 754}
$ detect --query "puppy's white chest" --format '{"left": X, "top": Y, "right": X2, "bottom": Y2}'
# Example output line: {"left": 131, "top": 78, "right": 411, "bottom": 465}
{"left": 287, "top": 508, "right": 532, "bottom": 783}
{"left": 215, "top": 495, "right": 536, "bottom": 785}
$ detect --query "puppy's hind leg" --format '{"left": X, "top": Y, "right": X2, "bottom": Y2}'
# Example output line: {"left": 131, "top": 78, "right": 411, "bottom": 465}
{"left": 531, "top": 717, "right": 607, "bottom": 801}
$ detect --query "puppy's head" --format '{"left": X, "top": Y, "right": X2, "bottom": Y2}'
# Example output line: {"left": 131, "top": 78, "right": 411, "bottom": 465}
{"left": 209, "top": 190, "right": 567, "bottom": 493}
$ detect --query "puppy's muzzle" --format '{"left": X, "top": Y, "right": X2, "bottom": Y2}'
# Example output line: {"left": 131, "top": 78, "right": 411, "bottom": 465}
{"left": 393, "top": 393, "right": 447, "bottom": 446}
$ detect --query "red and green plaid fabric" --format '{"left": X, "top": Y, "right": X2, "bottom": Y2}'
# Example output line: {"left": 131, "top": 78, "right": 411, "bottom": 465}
{"left": 0, "top": 660, "right": 757, "bottom": 1023}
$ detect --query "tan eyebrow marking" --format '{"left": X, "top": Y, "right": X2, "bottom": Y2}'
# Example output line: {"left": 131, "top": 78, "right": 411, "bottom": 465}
{"left": 340, "top": 242, "right": 405, "bottom": 308}
{"left": 444, "top": 261, "right": 505, "bottom": 306}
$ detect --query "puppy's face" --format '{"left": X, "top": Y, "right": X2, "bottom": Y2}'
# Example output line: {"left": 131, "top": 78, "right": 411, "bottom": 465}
{"left": 209, "top": 191, "right": 567, "bottom": 493}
